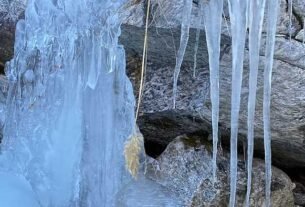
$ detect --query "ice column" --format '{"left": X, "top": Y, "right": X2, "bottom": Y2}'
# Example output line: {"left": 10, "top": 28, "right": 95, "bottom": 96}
{"left": 263, "top": 0, "right": 280, "bottom": 206}
{"left": 193, "top": 0, "right": 204, "bottom": 78}
{"left": 173, "top": 0, "right": 193, "bottom": 108}
{"left": 227, "top": 0, "right": 249, "bottom": 206}
{"left": 202, "top": 0, "right": 223, "bottom": 181}
{"left": 245, "top": 0, "right": 266, "bottom": 206}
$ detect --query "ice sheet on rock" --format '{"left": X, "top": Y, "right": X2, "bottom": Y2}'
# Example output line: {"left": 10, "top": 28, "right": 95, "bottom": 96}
{"left": 227, "top": 0, "right": 249, "bottom": 206}
{"left": 263, "top": 0, "right": 280, "bottom": 206}
{"left": 172, "top": 0, "right": 192, "bottom": 108}
{"left": 116, "top": 175, "right": 183, "bottom": 207}
{"left": 245, "top": 0, "right": 266, "bottom": 206}
{"left": 202, "top": 0, "right": 223, "bottom": 181}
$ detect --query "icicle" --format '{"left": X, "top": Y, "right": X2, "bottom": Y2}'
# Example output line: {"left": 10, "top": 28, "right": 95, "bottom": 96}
{"left": 227, "top": 0, "right": 249, "bottom": 206}
{"left": 303, "top": 20, "right": 305, "bottom": 44}
{"left": 245, "top": 0, "right": 266, "bottom": 206}
{"left": 202, "top": 0, "right": 223, "bottom": 181}
{"left": 193, "top": 0, "right": 204, "bottom": 78}
{"left": 263, "top": 0, "right": 279, "bottom": 206}
{"left": 288, "top": 0, "right": 293, "bottom": 44}
{"left": 172, "top": 0, "right": 193, "bottom": 108}
{"left": 193, "top": 28, "right": 201, "bottom": 78}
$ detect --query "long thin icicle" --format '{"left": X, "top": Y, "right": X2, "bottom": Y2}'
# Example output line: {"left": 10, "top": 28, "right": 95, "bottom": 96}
{"left": 202, "top": 0, "right": 223, "bottom": 181}
{"left": 303, "top": 20, "right": 305, "bottom": 44}
{"left": 193, "top": 29, "right": 200, "bottom": 78}
{"left": 193, "top": 0, "right": 204, "bottom": 78}
{"left": 263, "top": 0, "right": 279, "bottom": 206}
{"left": 288, "top": 0, "right": 293, "bottom": 43}
{"left": 227, "top": 0, "right": 249, "bottom": 206}
{"left": 245, "top": 0, "right": 266, "bottom": 206}
{"left": 173, "top": 0, "right": 193, "bottom": 108}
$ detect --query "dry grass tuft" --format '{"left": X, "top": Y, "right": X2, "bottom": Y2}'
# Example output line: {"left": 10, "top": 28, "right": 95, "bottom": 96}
{"left": 124, "top": 0, "right": 150, "bottom": 179}
{"left": 124, "top": 129, "right": 144, "bottom": 179}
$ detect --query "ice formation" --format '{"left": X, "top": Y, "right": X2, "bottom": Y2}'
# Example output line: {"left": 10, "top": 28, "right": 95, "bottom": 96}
{"left": 245, "top": 0, "right": 266, "bottom": 206}
{"left": 303, "top": 21, "right": 305, "bottom": 44}
{"left": 0, "top": 0, "right": 135, "bottom": 206}
{"left": 202, "top": 0, "right": 223, "bottom": 181}
{"left": 263, "top": 0, "right": 280, "bottom": 206}
{"left": 172, "top": 0, "right": 193, "bottom": 108}
{"left": 288, "top": 0, "right": 293, "bottom": 43}
{"left": 193, "top": 0, "right": 204, "bottom": 78}
{"left": 227, "top": 0, "right": 249, "bottom": 206}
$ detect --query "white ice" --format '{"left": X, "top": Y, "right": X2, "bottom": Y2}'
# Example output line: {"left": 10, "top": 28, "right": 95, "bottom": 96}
{"left": 193, "top": 0, "right": 204, "bottom": 78}
{"left": 0, "top": 0, "right": 135, "bottom": 206}
{"left": 227, "top": 0, "right": 249, "bottom": 206}
{"left": 245, "top": 0, "right": 266, "bottom": 206}
{"left": 0, "top": 171, "right": 40, "bottom": 207}
{"left": 263, "top": 0, "right": 280, "bottom": 206}
{"left": 202, "top": 0, "right": 223, "bottom": 181}
{"left": 173, "top": 0, "right": 193, "bottom": 108}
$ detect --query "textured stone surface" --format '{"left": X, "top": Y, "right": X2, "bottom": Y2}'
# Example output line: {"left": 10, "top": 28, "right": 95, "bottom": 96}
{"left": 121, "top": 0, "right": 305, "bottom": 168}
{"left": 0, "top": 0, "right": 26, "bottom": 65}
{"left": 146, "top": 135, "right": 295, "bottom": 207}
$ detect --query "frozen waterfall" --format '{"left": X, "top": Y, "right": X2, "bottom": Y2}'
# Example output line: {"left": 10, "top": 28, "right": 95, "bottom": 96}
{"left": 0, "top": 0, "right": 135, "bottom": 206}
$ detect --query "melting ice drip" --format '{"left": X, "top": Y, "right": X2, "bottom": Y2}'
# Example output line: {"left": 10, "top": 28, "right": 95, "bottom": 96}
{"left": 173, "top": 0, "right": 279, "bottom": 206}
{"left": 0, "top": 0, "right": 135, "bottom": 206}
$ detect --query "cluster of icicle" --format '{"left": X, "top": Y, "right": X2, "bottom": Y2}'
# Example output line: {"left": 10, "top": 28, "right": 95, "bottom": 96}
{"left": 172, "top": 0, "right": 279, "bottom": 206}
{"left": 0, "top": 0, "right": 135, "bottom": 206}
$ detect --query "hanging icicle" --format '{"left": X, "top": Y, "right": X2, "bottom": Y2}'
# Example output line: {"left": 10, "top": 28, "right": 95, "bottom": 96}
{"left": 227, "top": 0, "right": 249, "bottom": 206}
{"left": 193, "top": 28, "right": 201, "bottom": 78}
{"left": 245, "top": 0, "right": 266, "bottom": 206}
{"left": 303, "top": 20, "right": 305, "bottom": 44}
{"left": 288, "top": 0, "right": 293, "bottom": 44}
{"left": 263, "top": 0, "right": 280, "bottom": 206}
{"left": 202, "top": 0, "right": 223, "bottom": 181}
{"left": 172, "top": 0, "right": 193, "bottom": 108}
{"left": 193, "top": 0, "right": 204, "bottom": 78}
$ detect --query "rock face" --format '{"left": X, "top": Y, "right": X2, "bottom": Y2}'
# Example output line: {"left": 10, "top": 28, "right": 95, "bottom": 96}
{"left": 0, "top": 0, "right": 26, "bottom": 67}
{"left": 146, "top": 135, "right": 295, "bottom": 207}
{"left": 121, "top": 0, "right": 305, "bottom": 169}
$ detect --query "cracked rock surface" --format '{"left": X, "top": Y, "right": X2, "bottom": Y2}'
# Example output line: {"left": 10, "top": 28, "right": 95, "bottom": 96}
{"left": 145, "top": 135, "right": 295, "bottom": 206}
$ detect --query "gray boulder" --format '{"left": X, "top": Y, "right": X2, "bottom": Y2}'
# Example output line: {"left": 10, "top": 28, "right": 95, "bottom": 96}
{"left": 146, "top": 134, "right": 295, "bottom": 207}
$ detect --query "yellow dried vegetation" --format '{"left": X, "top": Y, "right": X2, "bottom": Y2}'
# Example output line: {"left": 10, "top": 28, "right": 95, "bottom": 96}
{"left": 124, "top": 128, "right": 144, "bottom": 179}
{"left": 124, "top": 0, "right": 151, "bottom": 179}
